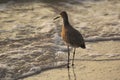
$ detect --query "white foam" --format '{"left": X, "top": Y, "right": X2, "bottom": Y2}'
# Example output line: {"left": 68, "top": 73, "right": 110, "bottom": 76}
{"left": 0, "top": 4, "right": 7, "bottom": 11}
{"left": 105, "top": 53, "right": 120, "bottom": 57}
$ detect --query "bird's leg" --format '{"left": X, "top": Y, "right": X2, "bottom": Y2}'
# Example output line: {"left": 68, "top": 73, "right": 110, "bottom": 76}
{"left": 67, "top": 45, "right": 70, "bottom": 68}
{"left": 72, "top": 48, "right": 76, "bottom": 66}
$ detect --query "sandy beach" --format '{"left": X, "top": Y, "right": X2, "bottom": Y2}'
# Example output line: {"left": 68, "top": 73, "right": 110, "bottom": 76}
{"left": 24, "top": 41, "right": 120, "bottom": 80}
{"left": 24, "top": 61, "right": 120, "bottom": 80}
{"left": 0, "top": 0, "right": 120, "bottom": 80}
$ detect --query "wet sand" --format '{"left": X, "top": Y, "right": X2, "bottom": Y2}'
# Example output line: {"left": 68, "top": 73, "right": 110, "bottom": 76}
{"left": 24, "top": 61, "right": 120, "bottom": 80}
{"left": 24, "top": 41, "right": 120, "bottom": 80}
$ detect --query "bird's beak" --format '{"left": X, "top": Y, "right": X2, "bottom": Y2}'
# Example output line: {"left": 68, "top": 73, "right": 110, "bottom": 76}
{"left": 53, "top": 15, "right": 61, "bottom": 20}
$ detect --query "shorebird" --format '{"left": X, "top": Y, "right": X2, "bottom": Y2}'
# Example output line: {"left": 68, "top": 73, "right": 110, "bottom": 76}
{"left": 54, "top": 11, "right": 86, "bottom": 68}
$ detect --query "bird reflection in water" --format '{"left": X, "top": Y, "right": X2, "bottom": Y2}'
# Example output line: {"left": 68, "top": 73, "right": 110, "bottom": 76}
{"left": 67, "top": 66, "right": 77, "bottom": 80}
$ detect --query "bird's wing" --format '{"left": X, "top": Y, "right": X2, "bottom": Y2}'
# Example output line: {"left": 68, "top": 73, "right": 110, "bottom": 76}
{"left": 67, "top": 29, "right": 86, "bottom": 48}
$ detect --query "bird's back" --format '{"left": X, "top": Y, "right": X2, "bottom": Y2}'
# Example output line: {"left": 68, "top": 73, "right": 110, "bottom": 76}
{"left": 61, "top": 25, "right": 86, "bottom": 49}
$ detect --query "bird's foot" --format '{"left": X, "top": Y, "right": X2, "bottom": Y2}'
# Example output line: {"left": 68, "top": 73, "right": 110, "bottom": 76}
{"left": 67, "top": 63, "right": 70, "bottom": 68}
{"left": 72, "top": 63, "right": 74, "bottom": 66}
{"left": 67, "top": 65, "right": 70, "bottom": 68}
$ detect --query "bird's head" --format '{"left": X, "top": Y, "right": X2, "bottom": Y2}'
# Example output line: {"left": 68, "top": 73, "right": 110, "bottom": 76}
{"left": 54, "top": 11, "right": 68, "bottom": 20}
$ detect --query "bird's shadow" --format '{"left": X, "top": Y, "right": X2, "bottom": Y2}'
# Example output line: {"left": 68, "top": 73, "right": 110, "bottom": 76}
{"left": 67, "top": 66, "right": 77, "bottom": 80}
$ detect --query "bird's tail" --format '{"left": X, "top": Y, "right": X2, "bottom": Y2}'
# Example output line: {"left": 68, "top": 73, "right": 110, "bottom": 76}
{"left": 80, "top": 43, "right": 86, "bottom": 49}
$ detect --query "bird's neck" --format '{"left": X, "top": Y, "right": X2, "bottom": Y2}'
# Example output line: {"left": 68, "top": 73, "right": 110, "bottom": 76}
{"left": 63, "top": 17, "right": 71, "bottom": 28}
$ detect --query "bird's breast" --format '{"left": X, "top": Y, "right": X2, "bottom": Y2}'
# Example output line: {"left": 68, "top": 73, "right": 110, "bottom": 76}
{"left": 61, "top": 25, "right": 68, "bottom": 42}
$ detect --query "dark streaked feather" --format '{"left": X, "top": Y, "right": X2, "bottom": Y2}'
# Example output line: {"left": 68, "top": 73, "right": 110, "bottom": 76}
{"left": 62, "top": 25, "right": 86, "bottom": 49}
